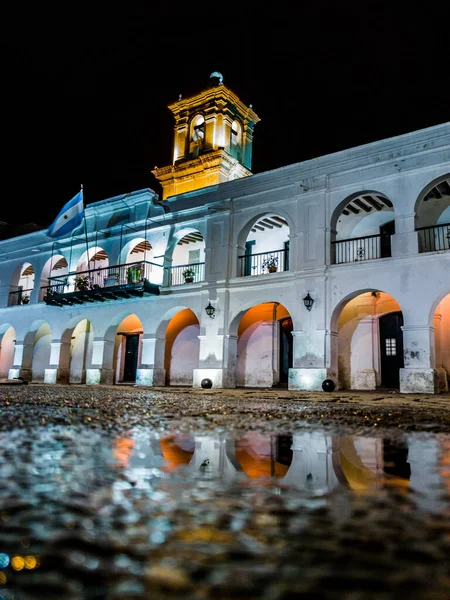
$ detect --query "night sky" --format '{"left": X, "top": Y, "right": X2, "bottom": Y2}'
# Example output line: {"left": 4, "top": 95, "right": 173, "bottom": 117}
{"left": 1, "top": 4, "right": 447, "bottom": 228}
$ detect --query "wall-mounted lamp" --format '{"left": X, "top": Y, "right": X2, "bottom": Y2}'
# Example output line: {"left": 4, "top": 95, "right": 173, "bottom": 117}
{"left": 205, "top": 302, "right": 216, "bottom": 319}
{"left": 303, "top": 292, "right": 314, "bottom": 311}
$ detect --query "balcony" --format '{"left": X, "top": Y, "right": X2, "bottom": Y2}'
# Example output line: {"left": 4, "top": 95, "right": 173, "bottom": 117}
{"left": 43, "top": 261, "right": 162, "bottom": 307}
{"left": 417, "top": 223, "right": 450, "bottom": 253}
{"left": 332, "top": 233, "right": 392, "bottom": 265}
{"left": 166, "top": 262, "right": 205, "bottom": 286}
{"left": 8, "top": 286, "right": 32, "bottom": 307}
{"left": 238, "top": 249, "right": 289, "bottom": 277}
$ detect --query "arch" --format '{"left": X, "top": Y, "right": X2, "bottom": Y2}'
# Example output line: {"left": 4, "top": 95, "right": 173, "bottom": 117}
{"left": 166, "top": 228, "right": 206, "bottom": 285}
{"left": 414, "top": 173, "right": 450, "bottom": 228}
{"left": 229, "top": 299, "right": 297, "bottom": 338}
{"left": 40, "top": 254, "right": 69, "bottom": 300}
{"left": 229, "top": 119, "right": 243, "bottom": 161}
{"left": 164, "top": 308, "right": 200, "bottom": 386}
{"left": 431, "top": 290, "right": 450, "bottom": 393}
{"left": 189, "top": 114, "right": 205, "bottom": 158}
{"left": 112, "top": 314, "right": 144, "bottom": 384}
{"left": 236, "top": 211, "right": 292, "bottom": 277}
{"left": 330, "top": 191, "right": 396, "bottom": 265}
{"left": 21, "top": 320, "right": 52, "bottom": 382}
{"left": 118, "top": 238, "right": 160, "bottom": 285}
{"left": 9, "top": 262, "right": 36, "bottom": 306}
{"left": 231, "top": 302, "right": 293, "bottom": 388}
{"left": 60, "top": 318, "right": 94, "bottom": 384}
{"left": 235, "top": 432, "right": 291, "bottom": 478}
{"left": 77, "top": 246, "right": 109, "bottom": 273}
{"left": 330, "top": 290, "right": 403, "bottom": 390}
{"left": 0, "top": 324, "right": 16, "bottom": 379}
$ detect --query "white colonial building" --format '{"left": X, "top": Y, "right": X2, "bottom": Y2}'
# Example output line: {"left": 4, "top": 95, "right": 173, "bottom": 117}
{"left": 0, "top": 73, "right": 449, "bottom": 394}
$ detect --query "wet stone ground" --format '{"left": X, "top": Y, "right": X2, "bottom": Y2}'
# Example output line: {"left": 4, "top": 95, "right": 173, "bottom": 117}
{"left": 1, "top": 385, "right": 450, "bottom": 600}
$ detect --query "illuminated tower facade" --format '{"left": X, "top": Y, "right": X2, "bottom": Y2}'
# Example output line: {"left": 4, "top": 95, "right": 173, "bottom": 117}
{"left": 152, "top": 72, "right": 260, "bottom": 200}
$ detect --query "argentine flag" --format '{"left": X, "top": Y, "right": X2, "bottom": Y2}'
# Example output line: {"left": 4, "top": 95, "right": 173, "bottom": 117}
{"left": 47, "top": 190, "right": 84, "bottom": 238}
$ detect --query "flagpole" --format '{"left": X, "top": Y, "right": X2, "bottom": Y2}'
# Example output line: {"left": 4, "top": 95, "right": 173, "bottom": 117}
{"left": 81, "top": 184, "right": 91, "bottom": 281}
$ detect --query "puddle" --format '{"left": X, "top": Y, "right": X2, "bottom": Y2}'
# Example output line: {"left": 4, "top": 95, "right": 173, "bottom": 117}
{"left": 1, "top": 418, "right": 450, "bottom": 599}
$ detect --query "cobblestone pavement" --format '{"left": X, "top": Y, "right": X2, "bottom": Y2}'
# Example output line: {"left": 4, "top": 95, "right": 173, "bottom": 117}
{"left": 1, "top": 384, "right": 450, "bottom": 599}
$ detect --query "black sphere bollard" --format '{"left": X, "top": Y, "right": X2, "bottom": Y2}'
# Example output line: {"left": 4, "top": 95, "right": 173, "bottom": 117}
{"left": 322, "top": 379, "right": 335, "bottom": 392}
{"left": 201, "top": 378, "right": 213, "bottom": 389}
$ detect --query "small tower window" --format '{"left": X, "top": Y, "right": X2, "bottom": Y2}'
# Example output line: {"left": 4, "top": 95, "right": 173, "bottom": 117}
{"left": 190, "top": 115, "right": 205, "bottom": 158}
{"left": 230, "top": 120, "right": 242, "bottom": 160}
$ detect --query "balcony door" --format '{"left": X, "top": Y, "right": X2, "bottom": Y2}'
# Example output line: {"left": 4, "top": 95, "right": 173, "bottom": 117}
{"left": 279, "top": 317, "right": 293, "bottom": 385}
{"left": 379, "top": 311, "right": 404, "bottom": 389}
{"left": 123, "top": 334, "right": 139, "bottom": 383}
{"left": 380, "top": 220, "right": 395, "bottom": 258}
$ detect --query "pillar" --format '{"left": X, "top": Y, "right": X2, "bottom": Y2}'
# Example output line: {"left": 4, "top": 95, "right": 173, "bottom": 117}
{"left": 8, "top": 342, "right": 24, "bottom": 380}
{"left": 86, "top": 338, "right": 115, "bottom": 385}
{"left": 390, "top": 212, "right": 419, "bottom": 258}
{"left": 288, "top": 329, "right": 327, "bottom": 391}
{"left": 135, "top": 334, "right": 165, "bottom": 387}
{"left": 433, "top": 313, "right": 448, "bottom": 392}
{"left": 400, "top": 325, "right": 437, "bottom": 393}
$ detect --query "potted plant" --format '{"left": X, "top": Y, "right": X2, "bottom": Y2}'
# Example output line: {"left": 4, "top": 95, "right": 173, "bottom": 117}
{"left": 182, "top": 267, "right": 195, "bottom": 283}
{"left": 127, "top": 265, "right": 142, "bottom": 283}
{"left": 262, "top": 254, "right": 278, "bottom": 273}
{"left": 74, "top": 275, "right": 90, "bottom": 291}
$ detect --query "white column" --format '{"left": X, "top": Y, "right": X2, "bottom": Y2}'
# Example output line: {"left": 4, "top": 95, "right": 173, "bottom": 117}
{"left": 390, "top": 212, "right": 419, "bottom": 257}
{"left": 135, "top": 334, "right": 165, "bottom": 387}
{"left": 8, "top": 342, "right": 24, "bottom": 380}
{"left": 86, "top": 338, "right": 115, "bottom": 385}
{"left": 44, "top": 341, "right": 63, "bottom": 384}
{"left": 289, "top": 329, "right": 327, "bottom": 391}
{"left": 433, "top": 313, "right": 448, "bottom": 392}
{"left": 400, "top": 325, "right": 437, "bottom": 393}
{"left": 350, "top": 316, "right": 378, "bottom": 390}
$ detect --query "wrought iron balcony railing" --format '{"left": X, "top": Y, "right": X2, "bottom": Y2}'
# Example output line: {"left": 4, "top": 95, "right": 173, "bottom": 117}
{"left": 238, "top": 248, "right": 289, "bottom": 277}
{"left": 331, "top": 233, "right": 392, "bottom": 264}
{"left": 166, "top": 262, "right": 205, "bottom": 286}
{"left": 8, "top": 286, "right": 33, "bottom": 307}
{"left": 416, "top": 222, "right": 450, "bottom": 253}
{"left": 42, "top": 260, "right": 162, "bottom": 306}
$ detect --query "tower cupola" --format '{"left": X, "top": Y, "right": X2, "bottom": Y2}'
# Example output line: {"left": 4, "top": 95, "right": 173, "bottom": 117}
{"left": 152, "top": 73, "right": 260, "bottom": 200}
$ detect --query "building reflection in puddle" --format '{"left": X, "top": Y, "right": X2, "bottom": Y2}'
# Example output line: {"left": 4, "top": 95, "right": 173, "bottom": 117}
{"left": 112, "top": 429, "right": 444, "bottom": 511}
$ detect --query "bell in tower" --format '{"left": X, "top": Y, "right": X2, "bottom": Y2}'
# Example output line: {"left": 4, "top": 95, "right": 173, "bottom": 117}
{"left": 152, "top": 73, "right": 261, "bottom": 200}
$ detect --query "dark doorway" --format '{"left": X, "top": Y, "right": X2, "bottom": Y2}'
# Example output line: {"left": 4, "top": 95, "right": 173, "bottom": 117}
{"left": 380, "top": 220, "right": 395, "bottom": 258}
{"left": 244, "top": 240, "right": 255, "bottom": 276}
{"left": 279, "top": 317, "right": 293, "bottom": 385}
{"left": 383, "top": 438, "right": 411, "bottom": 481}
{"left": 379, "top": 311, "right": 404, "bottom": 388}
{"left": 123, "top": 334, "right": 139, "bottom": 382}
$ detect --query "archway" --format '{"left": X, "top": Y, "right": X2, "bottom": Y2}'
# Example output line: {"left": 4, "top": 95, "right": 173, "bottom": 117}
{"left": 60, "top": 319, "right": 94, "bottom": 384}
{"left": 415, "top": 174, "right": 450, "bottom": 253}
{"left": 0, "top": 325, "right": 15, "bottom": 379}
{"left": 330, "top": 191, "right": 395, "bottom": 264}
{"left": 75, "top": 247, "right": 109, "bottom": 290}
{"left": 113, "top": 314, "right": 144, "bottom": 384}
{"left": 164, "top": 309, "right": 200, "bottom": 386}
{"left": 237, "top": 213, "right": 290, "bottom": 276}
{"left": 40, "top": 254, "right": 69, "bottom": 300}
{"left": 432, "top": 293, "right": 450, "bottom": 392}
{"left": 21, "top": 321, "right": 52, "bottom": 382}
{"left": 9, "top": 262, "right": 35, "bottom": 306}
{"left": 236, "top": 302, "right": 292, "bottom": 388}
{"left": 169, "top": 231, "right": 206, "bottom": 285}
{"left": 334, "top": 291, "right": 403, "bottom": 390}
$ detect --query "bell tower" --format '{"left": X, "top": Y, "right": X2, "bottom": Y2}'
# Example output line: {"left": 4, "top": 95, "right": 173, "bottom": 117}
{"left": 152, "top": 72, "right": 260, "bottom": 200}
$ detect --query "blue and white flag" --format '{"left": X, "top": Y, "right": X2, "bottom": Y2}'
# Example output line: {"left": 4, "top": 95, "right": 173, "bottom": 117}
{"left": 47, "top": 190, "right": 84, "bottom": 238}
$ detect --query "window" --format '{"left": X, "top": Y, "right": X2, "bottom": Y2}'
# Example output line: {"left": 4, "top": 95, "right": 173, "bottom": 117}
{"left": 385, "top": 338, "right": 396, "bottom": 356}
{"left": 189, "top": 249, "right": 200, "bottom": 264}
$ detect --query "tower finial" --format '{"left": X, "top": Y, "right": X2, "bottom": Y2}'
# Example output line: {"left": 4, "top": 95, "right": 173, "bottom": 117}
{"left": 210, "top": 71, "right": 223, "bottom": 85}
